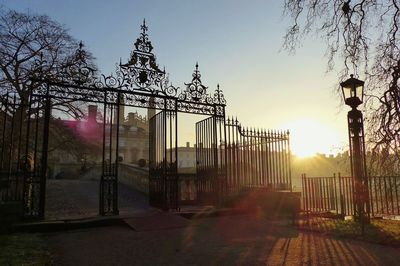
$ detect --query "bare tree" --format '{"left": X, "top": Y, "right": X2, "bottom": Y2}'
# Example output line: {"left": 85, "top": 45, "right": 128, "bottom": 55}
{"left": 0, "top": 8, "right": 96, "bottom": 118}
{"left": 0, "top": 8, "right": 99, "bottom": 165}
{"left": 283, "top": 0, "right": 400, "bottom": 173}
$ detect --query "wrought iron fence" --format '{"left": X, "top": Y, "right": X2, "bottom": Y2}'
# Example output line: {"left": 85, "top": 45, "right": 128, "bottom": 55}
{"left": 225, "top": 117, "right": 292, "bottom": 193}
{"left": 301, "top": 174, "right": 339, "bottom": 214}
{"left": 369, "top": 176, "right": 400, "bottom": 216}
{"left": 302, "top": 174, "right": 400, "bottom": 217}
{"left": 338, "top": 175, "right": 355, "bottom": 217}
{"left": 0, "top": 92, "right": 46, "bottom": 218}
{"left": 195, "top": 115, "right": 226, "bottom": 205}
{"left": 149, "top": 110, "right": 178, "bottom": 210}
{"left": 0, "top": 94, "right": 25, "bottom": 203}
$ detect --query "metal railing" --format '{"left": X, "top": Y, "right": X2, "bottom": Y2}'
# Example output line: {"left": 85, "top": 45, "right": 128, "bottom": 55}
{"left": 225, "top": 117, "right": 292, "bottom": 192}
{"left": 302, "top": 174, "right": 400, "bottom": 217}
{"left": 369, "top": 176, "right": 400, "bottom": 216}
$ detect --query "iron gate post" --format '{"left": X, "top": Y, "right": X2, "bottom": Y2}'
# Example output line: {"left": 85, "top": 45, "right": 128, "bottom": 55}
{"left": 162, "top": 109, "right": 167, "bottom": 210}
{"left": 0, "top": 93, "right": 8, "bottom": 171}
{"left": 113, "top": 93, "right": 121, "bottom": 215}
{"left": 174, "top": 103, "right": 179, "bottom": 210}
{"left": 6, "top": 95, "right": 16, "bottom": 201}
{"left": 100, "top": 91, "right": 107, "bottom": 216}
{"left": 39, "top": 85, "right": 51, "bottom": 219}
{"left": 22, "top": 88, "right": 33, "bottom": 214}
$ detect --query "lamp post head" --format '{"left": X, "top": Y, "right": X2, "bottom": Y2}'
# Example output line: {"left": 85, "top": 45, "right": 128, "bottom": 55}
{"left": 340, "top": 74, "right": 365, "bottom": 108}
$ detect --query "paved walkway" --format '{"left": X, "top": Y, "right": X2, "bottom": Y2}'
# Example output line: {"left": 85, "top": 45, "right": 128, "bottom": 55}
{"left": 44, "top": 179, "right": 400, "bottom": 265}
{"left": 45, "top": 179, "right": 155, "bottom": 220}
{"left": 46, "top": 213, "right": 400, "bottom": 265}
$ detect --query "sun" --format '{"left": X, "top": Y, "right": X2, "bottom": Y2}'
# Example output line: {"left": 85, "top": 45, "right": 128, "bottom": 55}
{"left": 280, "top": 118, "right": 341, "bottom": 158}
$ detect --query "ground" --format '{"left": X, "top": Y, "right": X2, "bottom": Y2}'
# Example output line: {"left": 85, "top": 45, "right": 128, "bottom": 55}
{"left": 45, "top": 179, "right": 156, "bottom": 220}
{"left": 46, "top": 215, "right": 399, "bottom": 265}
{"left": 6, "top": 179, "right": 400, "bottom": 265}
{"left": 0, "top": 233, "right": 51, "bottom": 265}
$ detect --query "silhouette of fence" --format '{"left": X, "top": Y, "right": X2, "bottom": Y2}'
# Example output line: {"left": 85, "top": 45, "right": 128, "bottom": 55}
{"left": 225, "top": 117, "right": 291, "bottom": 193}
{"left": 301, "top": 174, "right": 340, "bottom": 215}
{"left": 302, "top": 174, "right": 400, "bottom": 217}
{"left": 0, "top": 92, "right": 47, "bottom": 218}
{"left": 369, "top": 176, "right": 400, "bottom": 216}
{"left": 0, "top": 94, "right": 37, "bottom": 205}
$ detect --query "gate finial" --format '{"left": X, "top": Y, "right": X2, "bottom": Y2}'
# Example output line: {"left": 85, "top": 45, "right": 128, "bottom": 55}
{"left": 213, "top": 83, "right": 226, "bottom": 105}
{"left": 141, "top": 18, "right": 148, "bottom": 35}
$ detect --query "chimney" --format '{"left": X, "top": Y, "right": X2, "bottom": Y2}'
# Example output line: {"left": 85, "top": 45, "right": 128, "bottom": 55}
{"left": 186, "top": 142, "right": 190, "bottom": 148}
{"left": 128, "top": 112, "right": 137, "bottom": 122}
{"left": 88, "top": 105, "right": 97, "bottom": 122}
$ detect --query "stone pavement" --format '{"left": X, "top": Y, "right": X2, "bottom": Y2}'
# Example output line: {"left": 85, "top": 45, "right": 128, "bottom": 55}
{"left": 45, "top": 179, "right": 156, "bottom": 220}
{"left": 45, "top": 213, "right": 400, "bottom": 265}
{"left": 43, "top": 179, "right": 400, "bottom": 265}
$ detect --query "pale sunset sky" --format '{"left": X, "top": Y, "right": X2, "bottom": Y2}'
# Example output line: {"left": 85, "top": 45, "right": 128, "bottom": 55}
{"left": 3, "top": 0, "right": 350, "bottom": 157}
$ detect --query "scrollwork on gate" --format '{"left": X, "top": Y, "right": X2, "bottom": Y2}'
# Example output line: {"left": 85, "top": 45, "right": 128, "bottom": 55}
{"left": 61, "top": 42, "right": 97, "bottom": 86}
{"left": 178, "top": 63, "right": 213, "bottom": 104}
{"left": 118, "top": 20, "right": 178, "bottom": 97}
{"left": 213, "top": 84, "right": 226, "bottom": 105}
{"left": 177, "top": 63, "right": 226, "bottom": 115}
{"left": 31, "top": 19, "right": 226, "bottom": 116}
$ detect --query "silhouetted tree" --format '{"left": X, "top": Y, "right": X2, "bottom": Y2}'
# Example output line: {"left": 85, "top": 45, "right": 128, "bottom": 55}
{"left": 0, "top": 8, "right": 96, "bottom": 118}
{"left": 283, "top": 1, "right": 400, "bottom": 173}
{"left": 0, "top": 8, "right": 99, "bottom": 164}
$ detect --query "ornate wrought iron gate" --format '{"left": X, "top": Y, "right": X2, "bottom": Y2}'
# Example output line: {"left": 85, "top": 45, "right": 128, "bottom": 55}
{"left": 1, "top": 20, "right": 293, "bottom": 220}
{"left": 149, "top": 110, "right": 178, "bottom": 209}
{"left": 195, "top": 115, "right": 226, "bottom": 204}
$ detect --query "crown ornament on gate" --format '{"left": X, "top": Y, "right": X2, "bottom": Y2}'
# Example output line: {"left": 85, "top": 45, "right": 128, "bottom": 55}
{"left": 134, "top": 19, "right": 153, "bottom": 53}
{"left": 179, "top": 63, "right": 211, "bottom": 103}
{"left": 178, "top": 63, "right": 226, "bottom": 106}
{"left": 64, "top": 41, "right": 97, "bottom": 85}
{"left": 31, "top": 41, "right": 97, "bottom": 86}
{"left": 214, "top": 84, "right": 226, "bottom": 105}
{"left": 119, "top": 19, "right": 177, "bottom": 96}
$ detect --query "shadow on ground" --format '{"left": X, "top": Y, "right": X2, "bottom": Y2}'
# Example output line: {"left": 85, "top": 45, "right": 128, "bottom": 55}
{"left": 298, "top": 214, "right": 400, "bottom": 247}
{"left": 45, "top": 212, "right": 400, "bottom": 265}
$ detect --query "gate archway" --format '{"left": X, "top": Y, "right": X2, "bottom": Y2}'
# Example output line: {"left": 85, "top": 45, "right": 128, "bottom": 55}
{"left": 0, "top": 20, "right": 291, "bottom": 219}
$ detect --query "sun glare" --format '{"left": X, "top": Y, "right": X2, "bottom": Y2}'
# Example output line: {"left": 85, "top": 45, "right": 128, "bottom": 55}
{"left": 280, "top": 118, "right": 341, "bottom": 158}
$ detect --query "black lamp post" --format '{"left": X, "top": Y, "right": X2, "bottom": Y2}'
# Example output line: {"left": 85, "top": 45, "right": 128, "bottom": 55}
{"left": 340, "top": 74, "right": 370, "bottom": 234}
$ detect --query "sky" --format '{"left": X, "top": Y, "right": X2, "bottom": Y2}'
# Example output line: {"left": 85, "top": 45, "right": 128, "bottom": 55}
{"left": 2, "top": 0, "right": 350, "bottom": 157}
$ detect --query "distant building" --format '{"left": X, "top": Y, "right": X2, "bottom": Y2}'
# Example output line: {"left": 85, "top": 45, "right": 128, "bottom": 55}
{"left": 177, "top": 142, "right": 196, "bottom": 170}
{"left": 51, "top": 102, "right": 154, "bottom": 166}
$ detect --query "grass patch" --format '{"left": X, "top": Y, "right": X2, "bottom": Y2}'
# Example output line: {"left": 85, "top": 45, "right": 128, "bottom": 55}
{"left": 0, "top": 233, "right": 52, "bottom": 265}
{"left": 298, "top": 216, "right": 400, "bottom": 246}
